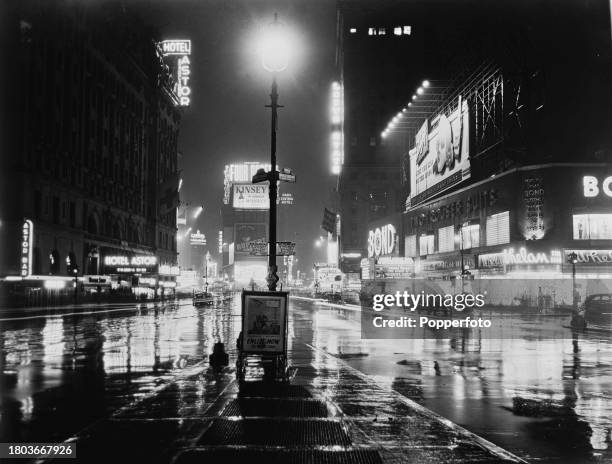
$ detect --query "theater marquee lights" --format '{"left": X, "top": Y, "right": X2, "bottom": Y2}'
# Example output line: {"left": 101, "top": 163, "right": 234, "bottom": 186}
{"left": 159, "top": 39, "right": 192, "bottom": 106}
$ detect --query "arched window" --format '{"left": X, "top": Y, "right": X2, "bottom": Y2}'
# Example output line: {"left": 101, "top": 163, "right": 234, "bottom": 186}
{"left": 87, "top": 215, "right": 98, "bottom": 235}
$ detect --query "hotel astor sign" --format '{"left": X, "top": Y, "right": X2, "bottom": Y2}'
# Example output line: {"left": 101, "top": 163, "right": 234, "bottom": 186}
{"left": 367, "top": 224, "right": 396, "bottom": 258}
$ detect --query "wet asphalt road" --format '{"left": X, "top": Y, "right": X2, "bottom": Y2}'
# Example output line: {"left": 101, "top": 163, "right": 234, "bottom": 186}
{"left": 0, "top": 296, "right": 611, "bottom": 463}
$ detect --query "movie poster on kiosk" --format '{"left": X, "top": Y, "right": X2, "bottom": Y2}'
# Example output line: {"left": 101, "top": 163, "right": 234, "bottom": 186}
{"left": 242, "top": 292, "right": 287, "bottom": 353}
{"left": 409, "top": 96, "right": 470, "bottom": 205}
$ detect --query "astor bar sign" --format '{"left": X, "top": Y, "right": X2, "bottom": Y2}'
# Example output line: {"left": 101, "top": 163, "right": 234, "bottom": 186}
{"left": 367, "top": 224, "right": 396, "bottom": 258}
{"left": 21, "top": 219, "right": 34, "bottom": 277}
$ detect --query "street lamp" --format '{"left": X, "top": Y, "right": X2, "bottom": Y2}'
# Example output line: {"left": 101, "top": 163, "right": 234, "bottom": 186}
{"left": 256, "top": 13, "right": 292, "bottom": 292}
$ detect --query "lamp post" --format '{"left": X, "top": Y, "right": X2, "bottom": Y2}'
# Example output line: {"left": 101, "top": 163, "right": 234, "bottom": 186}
{"left": 257, "top": 13, "right": 291, "bottom": 292}
{"left": 568, "top": 252, "right": 578, "bottom": 311}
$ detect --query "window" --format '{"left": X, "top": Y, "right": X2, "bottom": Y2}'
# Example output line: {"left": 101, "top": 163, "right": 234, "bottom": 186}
{"left": 461, "top": 224, "right": 480, "bottom": 249}
{"left": 349, "top": 27, "right": 357, "bottom": 34}
{"left": 486, "top": 211, "right": 510, "bottom": 246}
{"left": 394, "top": 27, "right": 402, "bottom": 36}
{"left": 438, "top": 226, "right": 455, "bottom": 252}
{"left": 420, "top": 234, "right": 434, "bottom": 256}
{"left": 52, "top": 197, "right": 60, "bottom": 224}
{"left": 69, "top": 202, "right": 75, "bottom": 228}
{"left": 405, "top": 235, "right": 417, "bottom": 258}
{"left": 378, "top": 27, "right": 386, "bottom": 35}
{"left": 573, "top": 214, "right": 612, "bottom": 240}
{"left": 368, "top": 27, "right": 376, "bottom": 36}
{"left": 34, "top": 190, "right": 41, "bottom": 219}
{"left": 403, "top": 26, "right": 412, "bottom": 35}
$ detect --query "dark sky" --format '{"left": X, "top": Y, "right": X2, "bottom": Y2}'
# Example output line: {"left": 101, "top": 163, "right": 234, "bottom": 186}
{"left": 138, "top": 0, "right": 338, "bottom": 273}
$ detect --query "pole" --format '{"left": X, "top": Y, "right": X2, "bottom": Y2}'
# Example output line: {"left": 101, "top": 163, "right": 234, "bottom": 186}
{"left": 572, "top": 261, "right": 577, "bottom": 311}
{"left": 267, "top": 76, "right": 279, "bottom": 291}
{"left": 74, "top": 270, "right": 78, "bottom": 304}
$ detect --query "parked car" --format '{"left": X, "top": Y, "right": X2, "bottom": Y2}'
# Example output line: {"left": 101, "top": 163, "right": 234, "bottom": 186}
{"left": 583, "top": 294, "right": 612, "bottom": 329}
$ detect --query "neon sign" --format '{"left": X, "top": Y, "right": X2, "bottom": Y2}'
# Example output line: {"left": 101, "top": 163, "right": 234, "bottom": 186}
{"left": 583, "top": 175, "right": 612, "bottom": 198}
{"left": 367, "top": 224, "right": 396, "bottom": 258}
{"left": 479, "top": 248, "right": 562, "bottom": 267}
{"left": 21, "top": 219, "right": 33, "bottom": 277}
{"left": 159, "top": 39, "right": 192, "bottom": 106}
{"left": 104, "top": 256, "right": 157, "bottom": 266}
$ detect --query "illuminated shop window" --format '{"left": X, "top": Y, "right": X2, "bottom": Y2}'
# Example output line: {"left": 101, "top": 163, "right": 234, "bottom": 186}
{"left": 403, "top": 26, "right": 412, "bottom": 35}
{"left": 573, "top": 214, "right": 612, "bottom": 240}
{"left": 486, "top": 211, "right": 510, "bottom": 246}
{"left": 350, "top": 27, "right": 357, "bottom": 34}
{"left": 394, "top": 27, "right": 402, "bottom": 36}
{"left": 405, "top": 235, "right": 417, "bottom": 258}
{"left": 461, "top": 224, "right": 480, "bottom": 249}
{"left": 378, "top": 27, "right": 386, "bottom": 35}
{"left": 419, "top": 234, "right": 434, "bottom": 256}
{"left": 438, "top": 226, "right": 454, "bottom": 253}
{"left": 368, "top": 27, "right": 376, "bottom": 36}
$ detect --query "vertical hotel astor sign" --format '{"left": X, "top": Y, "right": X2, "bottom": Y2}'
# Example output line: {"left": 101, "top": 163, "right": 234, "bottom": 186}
{"left": 159, "top": 40, "right": 192, "bottom": 106}
{"left": 21, "top": 219, "right": 33, "bottom": 277}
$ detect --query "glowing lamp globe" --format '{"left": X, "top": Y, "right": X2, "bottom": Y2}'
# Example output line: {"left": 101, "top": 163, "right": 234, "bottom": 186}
{"left": 258, "top": 14, "right": 291, "bottom": 73}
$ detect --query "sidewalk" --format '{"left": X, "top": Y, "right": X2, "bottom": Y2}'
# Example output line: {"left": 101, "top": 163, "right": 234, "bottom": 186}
{"left": 61, "top": 341, "right": 526, "bottom": 464}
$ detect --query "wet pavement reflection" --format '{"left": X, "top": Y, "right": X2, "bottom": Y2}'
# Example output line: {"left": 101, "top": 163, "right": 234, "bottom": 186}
{"left": 295, "top": 300, "right": 612, "bottom": 463}
{"left": 0, "top": 297, "right": 611, "bottom": 463}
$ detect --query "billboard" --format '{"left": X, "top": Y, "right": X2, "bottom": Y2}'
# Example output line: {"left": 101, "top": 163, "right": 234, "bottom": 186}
{"left": 234, "top": 224, "right": 267, "bottom": 254}
{"left": 409, "top": 97, "right": 470, "bottom": 205}
{"left": 233, "top": 183, "right": 269, "bottom": 209}
{"left": 241, "top": 291, "right": 287, "bottom": 353}
{"left": 223, "top": 162, "right": 270, "bottom": 204}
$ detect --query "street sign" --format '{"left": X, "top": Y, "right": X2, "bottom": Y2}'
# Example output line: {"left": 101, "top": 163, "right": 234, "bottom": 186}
{"left": 248, "top": 241, "right": 296, "bottom": 256}
{"left": 252, "top": 172, "right": 269, "bottom": 184}
{"left": 279, "top": 172, "right": 296, "bottom": 183}
{"left": 277, "top": 241, "right": 296, "bottom": 255}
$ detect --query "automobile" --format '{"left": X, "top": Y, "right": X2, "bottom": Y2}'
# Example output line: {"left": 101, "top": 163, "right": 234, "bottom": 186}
{"left": 193, "top": 291, "right": 214, "bottom": 307}
{"left": 582, "top": 294, "right": 612, "bottom": 329}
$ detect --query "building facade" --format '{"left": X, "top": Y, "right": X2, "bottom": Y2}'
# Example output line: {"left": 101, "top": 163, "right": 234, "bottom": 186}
{"left": 1, "top": 3, "right": 181, "bottom": 301}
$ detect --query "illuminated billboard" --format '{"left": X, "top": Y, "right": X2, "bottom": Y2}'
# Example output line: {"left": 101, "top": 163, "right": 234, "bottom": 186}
{"left": 409, "top": 97, "right": 470, "bottom": 205}
{"left": 234, "top": 261, "right": 268, "bottom": 288}
{"left": 233, "top": 183, "right": 269, "bottom": 209}
{"left": 159, "top": 39, "right": 192, "bottom": 106}
{"left": 223, "top": 162, "right": 270, "bottom": 204}
{"left": 234, "top": 224, "right": 267, "bottom": 254}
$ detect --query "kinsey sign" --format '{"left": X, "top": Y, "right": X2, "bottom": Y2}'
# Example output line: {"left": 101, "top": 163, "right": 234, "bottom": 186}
{"left": 478, "top": 248, "right": 562, "bottom": 268}
{"left": 21, "top": 219, "right": 34, "bottom": 277}
{"left": 583, "top": 175, "right": 612, "bottom": 198}
{"left": 564, "top": 250, "right": 612, "bottom": 265}
{"left": 367, "top": 224, "right": 396, "bottom": 258}
{"left": 233, "top": 184, "right": 269, "bottom": 209}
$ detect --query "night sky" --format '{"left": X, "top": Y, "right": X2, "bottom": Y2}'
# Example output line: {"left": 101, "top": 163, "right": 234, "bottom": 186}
{"left": 137, "top": 0, "right": 338, "bottom": 273}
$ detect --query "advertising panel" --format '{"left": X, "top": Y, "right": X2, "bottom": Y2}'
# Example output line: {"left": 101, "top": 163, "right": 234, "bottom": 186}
{"left": 232, "top": 183, "right": 269, "bottom": 209}
{"left": 223, "top": 162, "right": 270, "bottom": 204}
{"left": 241, "top": 291, "right": 288, "bottom": 353}
{"left": 234, "top": 224, "right": 267, "bottom": 254}
{"left": 409, "top": 97, "right": 470, "bottom": 205}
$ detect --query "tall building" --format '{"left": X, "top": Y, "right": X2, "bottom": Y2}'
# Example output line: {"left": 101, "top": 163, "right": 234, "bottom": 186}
{"left": 335, "top": 0, "right": 612, "bottom": 273}
{"left": 0, "top": 2, "right": 182, "bottom": 299}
